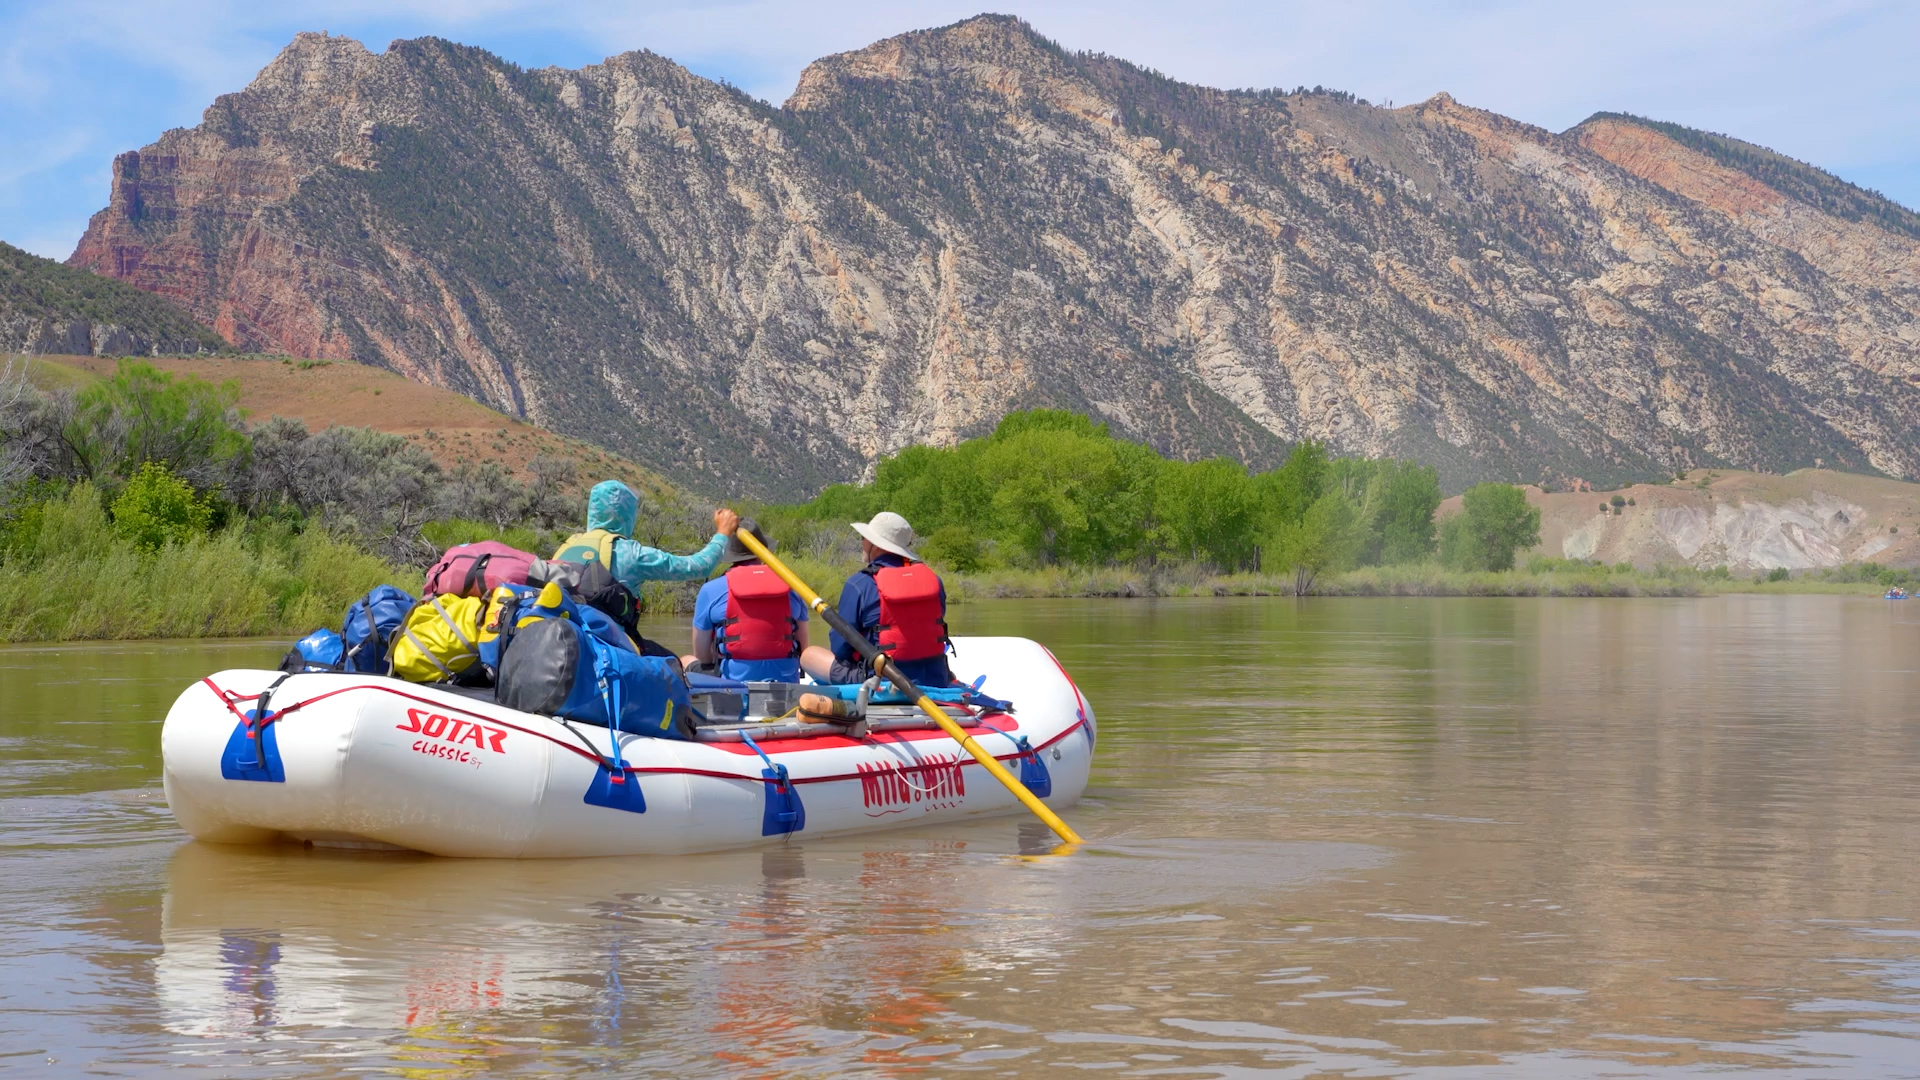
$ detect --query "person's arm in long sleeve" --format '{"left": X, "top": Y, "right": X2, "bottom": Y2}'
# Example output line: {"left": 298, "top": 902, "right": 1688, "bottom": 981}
{"left": 831, "top": 578, "right": 869, "bottom": 662}
{"left": 613, "top": 534, "right": 727, "bottom": 591}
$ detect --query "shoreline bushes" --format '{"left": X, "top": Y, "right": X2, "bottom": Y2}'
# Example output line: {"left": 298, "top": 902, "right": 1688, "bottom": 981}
{"left": 0, "top": 482, "right": 404, "bottom": 641}
{"left": 763, "top": 409, "right": 1451, "bottom": 590}
{"left": 0, "top": 359, "right": 722, "bottom": 641}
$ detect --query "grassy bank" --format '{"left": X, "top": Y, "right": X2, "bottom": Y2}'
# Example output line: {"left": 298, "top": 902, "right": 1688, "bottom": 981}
{"left": 0, "top": 484, "right": 410, "bottom": 642}
{"left": 0, "top": 500, "right": 1896, "bottom": 645}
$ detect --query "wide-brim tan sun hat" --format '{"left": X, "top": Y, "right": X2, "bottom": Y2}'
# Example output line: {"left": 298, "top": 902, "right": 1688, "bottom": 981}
{"left": 850, "top": 511, "right": 920, "bottom": 561}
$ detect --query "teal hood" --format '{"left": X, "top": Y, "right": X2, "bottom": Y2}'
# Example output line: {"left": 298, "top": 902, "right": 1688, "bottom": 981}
{"left": 585, "top": 480, "right": 639, "bottom": 537}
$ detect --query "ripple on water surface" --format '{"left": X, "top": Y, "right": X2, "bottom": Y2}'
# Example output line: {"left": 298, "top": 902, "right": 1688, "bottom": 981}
{"left": 2, "top": 597, "right": 1918, "bottom": 1076}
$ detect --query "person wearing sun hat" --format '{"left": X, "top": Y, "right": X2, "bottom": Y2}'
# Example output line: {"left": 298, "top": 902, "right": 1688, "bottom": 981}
{"left": 799, "top": 511, "right": 954, "bottom": 686}
{"left": 682, "top": 520, "right": 811, "bottom": 682}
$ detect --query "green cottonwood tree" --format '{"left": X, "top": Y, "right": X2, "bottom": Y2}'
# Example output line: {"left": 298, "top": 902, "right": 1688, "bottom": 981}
{"left": 979, "top": 427, "right": 1156, "bottom": 564}
{"left": 1154, "top": 457, "right": 1258, "bottom": 570}
{"left": 1264, "top": 489, "right": 1365, "bottom": 594}
{"left": 1440, "top": 483, "right": 1542, "bottom": 571}
{"left": 1257, "top": 439, "right": 1330, "bottom": 530}
{"left": 1365, "top": 461, "right": 1443, "bottom": 564}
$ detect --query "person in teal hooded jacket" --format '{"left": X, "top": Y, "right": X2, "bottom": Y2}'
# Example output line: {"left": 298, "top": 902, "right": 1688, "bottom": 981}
{"left": 553, "top": 480, "right": 740, "bottom": 594}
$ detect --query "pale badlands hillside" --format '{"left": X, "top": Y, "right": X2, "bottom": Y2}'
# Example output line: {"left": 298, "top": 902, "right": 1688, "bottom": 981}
{"left": 1451, "top": 469, "right": 1920, "bottom": 571}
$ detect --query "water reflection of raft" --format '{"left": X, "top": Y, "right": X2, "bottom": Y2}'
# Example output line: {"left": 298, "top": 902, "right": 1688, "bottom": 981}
{"left": 161, "top": 636, "right": 1094, "bottom": 857}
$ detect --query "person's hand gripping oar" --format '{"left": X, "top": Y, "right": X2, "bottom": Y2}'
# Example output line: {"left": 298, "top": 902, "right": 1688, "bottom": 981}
{"left": 731, "top": 529, "right": 1085, "bottom": 847}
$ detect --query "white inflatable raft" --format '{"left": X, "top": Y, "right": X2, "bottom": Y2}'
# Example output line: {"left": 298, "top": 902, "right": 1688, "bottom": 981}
{"left": 161, "top": 636, "right": 1095, "bottom": 857}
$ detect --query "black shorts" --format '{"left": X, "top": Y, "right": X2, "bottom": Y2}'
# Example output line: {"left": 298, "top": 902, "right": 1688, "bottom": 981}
{"left": 634, "top": 635, "right": 676, "bottom": 659}
{"left": 633, "top": 635, "right": 684, "bottom": 675}
{"left": 825, "top": 658, "right": 873, "bottom": 685}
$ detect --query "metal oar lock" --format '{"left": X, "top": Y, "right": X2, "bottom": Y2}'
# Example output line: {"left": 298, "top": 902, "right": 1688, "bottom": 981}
{"left": 732, "top": 529, "right": 1085, "bottom": 848}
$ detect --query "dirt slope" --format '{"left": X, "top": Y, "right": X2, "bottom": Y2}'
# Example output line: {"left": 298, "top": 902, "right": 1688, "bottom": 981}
{"left": 25, "top": 354, "right": 678, "bottom": 500}
{"left": 1443, "top": 469, "right": 1920, "bottom": 570}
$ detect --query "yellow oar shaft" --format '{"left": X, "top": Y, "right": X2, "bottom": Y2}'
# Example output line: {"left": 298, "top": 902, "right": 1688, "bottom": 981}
{"left": 897, "top": 674, "right": 1083, "bottom": 843}
{"left": 733, "top": 530, "right": 1083, "bottom": 846}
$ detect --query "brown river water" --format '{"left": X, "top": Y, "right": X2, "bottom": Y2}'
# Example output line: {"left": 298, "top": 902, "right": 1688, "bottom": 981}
{"left": 2, "top": 595, "right": 1918, "bottom": 1077}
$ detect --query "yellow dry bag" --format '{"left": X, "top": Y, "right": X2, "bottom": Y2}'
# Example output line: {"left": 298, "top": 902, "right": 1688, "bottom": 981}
{"left": 390, "top": 595, "right": 488, "bottom": 683}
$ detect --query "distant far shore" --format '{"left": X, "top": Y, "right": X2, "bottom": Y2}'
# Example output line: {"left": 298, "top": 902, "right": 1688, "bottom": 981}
{"left": 939, "top": 562, "right": 1900, "bottom": 602}
{"left": 0, "top": 566, "right": 1894, "bottom": 647}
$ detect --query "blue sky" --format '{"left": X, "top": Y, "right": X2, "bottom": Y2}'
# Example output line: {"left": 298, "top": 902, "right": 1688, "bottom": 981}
{"left": 3, "top": 0, "right": 1917, "bottom": 259}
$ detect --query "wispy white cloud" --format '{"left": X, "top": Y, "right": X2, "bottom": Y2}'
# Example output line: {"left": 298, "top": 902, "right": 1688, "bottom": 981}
{"left": 0, "top": 129, "right": 95, "bottom": 186}
{"left": 3, "top": 0, "right": 1917, "bottom": 257}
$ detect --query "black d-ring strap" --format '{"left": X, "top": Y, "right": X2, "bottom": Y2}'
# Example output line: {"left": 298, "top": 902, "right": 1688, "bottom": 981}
{"left": 460, "top": 553, "right": 493, "bottom": 597}
{"left": 253, "top": 671, "right": 295, "bottom": 722}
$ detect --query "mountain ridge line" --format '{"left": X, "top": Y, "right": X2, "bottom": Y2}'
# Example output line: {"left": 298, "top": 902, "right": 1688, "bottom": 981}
{"left": 58, "top": 13, "right": 1920, "bottom": 498}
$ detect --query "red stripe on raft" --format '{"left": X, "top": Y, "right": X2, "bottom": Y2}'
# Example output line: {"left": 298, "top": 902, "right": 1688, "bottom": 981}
{"left": 197, "top": 677, "right": 1082, "bottom": 788}
{"left": 1041, "top": 645, "right": 1095, "bottom": 744}
{"left": 201, "top": 677, "right": 611, "bottom": 769}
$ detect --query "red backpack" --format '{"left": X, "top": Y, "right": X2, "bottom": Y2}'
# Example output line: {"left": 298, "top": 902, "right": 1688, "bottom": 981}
{"left": 423, "top": 541, "right": 539, "bottom": 599}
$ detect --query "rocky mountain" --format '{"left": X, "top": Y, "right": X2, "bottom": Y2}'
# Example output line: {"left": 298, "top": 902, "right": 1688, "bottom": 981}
{"left": 3, "top": 241, "right": 224, "bottom": 357}
{"left": 67, "top": 16, "right": 1920, "bottom": 497}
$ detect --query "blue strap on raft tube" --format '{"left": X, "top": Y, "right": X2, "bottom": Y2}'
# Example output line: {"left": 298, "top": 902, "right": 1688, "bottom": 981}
{"left": 975, "top": 717, "right": 1052, "bottom": 798}
{"left": 220, "top": 675, "right": 290, "bottom": 783}
{"left": 220, "top": 708, "right": 286, "bottom": 783}
{"left": 740, "top": 731, "right": 805, "bottom": 837}
{"left": 583, "top": 728, "right": 647, "bottom": 814}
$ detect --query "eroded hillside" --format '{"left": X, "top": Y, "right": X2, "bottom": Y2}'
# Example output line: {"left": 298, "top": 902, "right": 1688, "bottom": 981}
{"left": 3, "top": 241, "right": 223, "bottom": 357}
{"left": 1487, "top": 470, "right": 1920, "bottom": 571}
{"left": 68, "top": 16, "right": 1920, "bottom": 496}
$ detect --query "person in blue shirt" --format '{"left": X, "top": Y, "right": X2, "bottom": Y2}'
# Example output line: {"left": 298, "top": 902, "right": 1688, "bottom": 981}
{"left": 684, "top": 522, "right": 810, "bottom": 682}
{"left": 799, "top": 512, "right": 954, "bottom": 687}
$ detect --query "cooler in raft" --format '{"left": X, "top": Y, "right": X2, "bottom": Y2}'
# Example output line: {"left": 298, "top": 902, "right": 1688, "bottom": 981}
{"left": 161, "top": 636, "right": 1094, "bottom": 857}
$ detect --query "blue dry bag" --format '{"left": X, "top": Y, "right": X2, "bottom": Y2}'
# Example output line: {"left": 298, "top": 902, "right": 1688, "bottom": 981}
{"left": 477, "top": 582, "right": 632, "bottom": 676}
{"left": 279, "top": 627, "right": 345, "bottom": 673}
{"left": 342, "top": 585, "right": 415, "bottom": 673}
{"left": 496, "top": 617, "right": 690, "bottom": 738}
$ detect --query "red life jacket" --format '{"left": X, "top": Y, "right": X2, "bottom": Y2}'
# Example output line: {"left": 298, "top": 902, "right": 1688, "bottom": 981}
{"left": 872, "top": 562, "right": 949, "bottom": 662}
{"left": 720, "top": 564, "right": 800, "bottom": 661}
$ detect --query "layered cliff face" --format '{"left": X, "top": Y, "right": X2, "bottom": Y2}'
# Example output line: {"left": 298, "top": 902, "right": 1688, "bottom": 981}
{"left": 69, "top": 17, "right": 1920, "bottom": 496}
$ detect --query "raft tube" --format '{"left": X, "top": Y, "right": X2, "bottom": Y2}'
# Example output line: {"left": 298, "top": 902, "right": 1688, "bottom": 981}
{"left": 160, "top": 636, "right": 1094, "bottom": 857}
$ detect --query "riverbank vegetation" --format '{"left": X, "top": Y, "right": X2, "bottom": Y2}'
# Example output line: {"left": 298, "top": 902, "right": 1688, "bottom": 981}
{"left": 759, "top": 411, "right": 1897, "bottom": 601}
{"left": 761, "top": 409, "right": 1462, "bottom": 582}
{"left": 760, "top": 409, "right": 1550, "bottom": 590}
{"left": 0, "top": 365, "right": 1901, "bottom": 643}
{"left": 936, "top": 557, "right": 1901, "bottom": 601}
{"left": 0, "top": 359, "right": 716, "bottom": 641}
